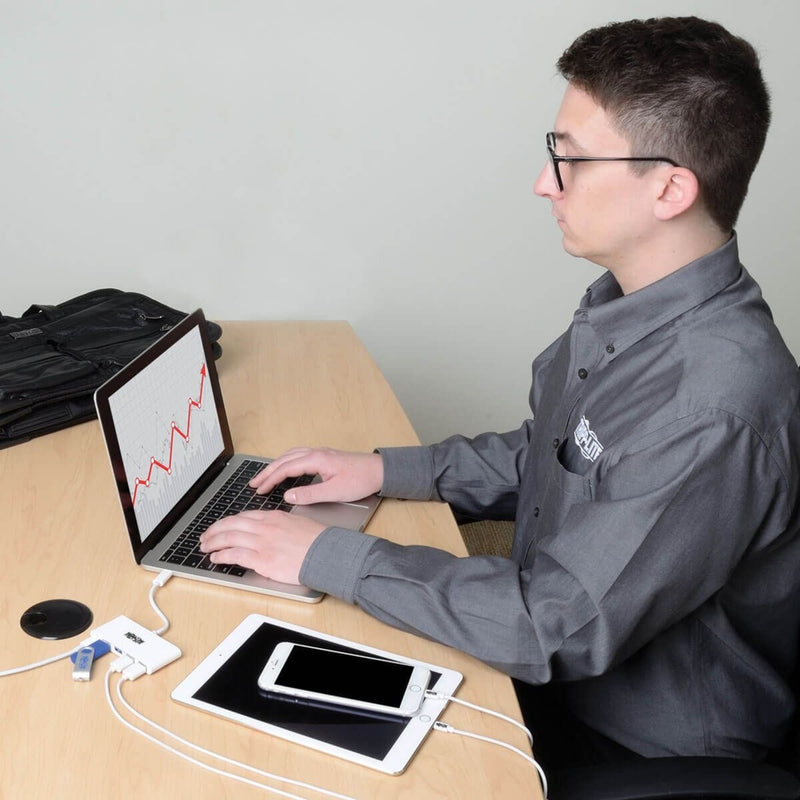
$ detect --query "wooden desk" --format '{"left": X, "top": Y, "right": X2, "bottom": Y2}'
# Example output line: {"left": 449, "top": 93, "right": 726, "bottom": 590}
{"left": 0, "top": 321, "right": 540, "bottom": 799}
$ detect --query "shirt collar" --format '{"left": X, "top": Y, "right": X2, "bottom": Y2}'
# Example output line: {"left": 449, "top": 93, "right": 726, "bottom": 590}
{"left": 578, "top": 234, "right": 743, "bottom": 358}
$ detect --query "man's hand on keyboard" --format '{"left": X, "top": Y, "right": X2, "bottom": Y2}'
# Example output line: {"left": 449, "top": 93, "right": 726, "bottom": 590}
{"left": 249, "top": 447, "right": 384, "bottom": 506}
{"left": 198, "top": 510, "right": 325, "bottom": 585}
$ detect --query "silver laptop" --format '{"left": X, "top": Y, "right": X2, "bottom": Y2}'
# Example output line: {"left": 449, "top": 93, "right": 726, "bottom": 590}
{"left": 94, "top": 308, "right": 381, "bottom": 602}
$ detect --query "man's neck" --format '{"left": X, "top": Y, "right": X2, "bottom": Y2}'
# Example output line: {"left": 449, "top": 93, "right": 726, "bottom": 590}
{"left": 610, "top": 221, "right": 730, "bottom": 295}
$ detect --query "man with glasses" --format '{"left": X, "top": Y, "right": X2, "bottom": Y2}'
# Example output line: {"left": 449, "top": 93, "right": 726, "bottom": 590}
{"left": 201, "top": 17, "right": 800, "bottom": 773}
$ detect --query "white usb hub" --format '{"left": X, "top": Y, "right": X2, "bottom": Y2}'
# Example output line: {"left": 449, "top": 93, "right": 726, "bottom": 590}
{"left": 91, "top": 615, "right": 181, "bottom": 674}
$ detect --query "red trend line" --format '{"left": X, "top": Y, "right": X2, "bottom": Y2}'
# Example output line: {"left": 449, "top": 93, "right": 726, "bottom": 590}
{"left": 131, "top": 364, "right": 207, "bottom": 506}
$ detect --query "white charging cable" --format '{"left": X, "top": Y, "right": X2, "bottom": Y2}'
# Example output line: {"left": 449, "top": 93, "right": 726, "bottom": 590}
{"left": 426, "top": 690, "right": 548, "bottom": 798}
{"left": 0, "top": 639, "right": 92, "bottom": 677}
{"left": 426, "top": 689, "right": 533, "bottom": 747}
{"left": 104, "top": 665, "right": 359, "bottom": 800}
{"left": 148, "top": 569, "right": 173, "bottom": 634}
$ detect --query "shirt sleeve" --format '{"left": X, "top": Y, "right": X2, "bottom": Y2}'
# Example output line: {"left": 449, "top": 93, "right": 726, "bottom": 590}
{"left": 300, "top": 409, "right": 792, "bottom": 685}
{"left": 379, "top": 419, "right": 534, "bottom": 519}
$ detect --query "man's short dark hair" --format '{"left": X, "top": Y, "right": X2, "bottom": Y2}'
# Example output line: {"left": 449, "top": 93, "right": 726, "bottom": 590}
{"left": 557, "top": 16, "right": 771, "bottom": 232}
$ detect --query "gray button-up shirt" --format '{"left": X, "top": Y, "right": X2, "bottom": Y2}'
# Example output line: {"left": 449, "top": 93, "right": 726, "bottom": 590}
{"left": 300, "top": 235, "right": 800, "bottom": 759}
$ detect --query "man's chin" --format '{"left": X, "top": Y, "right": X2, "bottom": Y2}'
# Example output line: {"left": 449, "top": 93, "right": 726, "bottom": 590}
{"left": 561, "top": 235, "right": 582, "bottom": 258}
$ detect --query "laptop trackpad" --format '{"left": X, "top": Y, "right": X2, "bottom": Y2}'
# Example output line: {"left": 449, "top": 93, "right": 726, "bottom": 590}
{"left": 293, "top": 501, "right": 373, "bottom": 531}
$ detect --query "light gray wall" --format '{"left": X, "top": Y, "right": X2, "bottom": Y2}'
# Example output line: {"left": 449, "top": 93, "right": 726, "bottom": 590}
{"left": 2, "top": 1, "right": 797, "bottom": 444}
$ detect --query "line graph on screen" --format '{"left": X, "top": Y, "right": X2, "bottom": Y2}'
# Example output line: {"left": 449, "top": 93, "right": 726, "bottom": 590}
{"left": 130, "top": 364, "right": 206, "bottom": 506}
{"left": 107, "top": 324, "right": 224, "bottom": 541}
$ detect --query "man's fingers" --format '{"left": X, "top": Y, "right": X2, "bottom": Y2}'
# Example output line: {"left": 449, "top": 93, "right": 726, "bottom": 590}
{"left": 200, "top": 510, "right": 281, "bottom": 547}
{"left": 283, "top": 480, "right": 340, "bottom": 506}
{"left": 250, "top": 450, "right": 318, "bottom": 493}
{"left": 247, "top": 448, "right": 383, "bottom": 505}
{"left": 198, "top": 508, "right": 323, "bottom": 585}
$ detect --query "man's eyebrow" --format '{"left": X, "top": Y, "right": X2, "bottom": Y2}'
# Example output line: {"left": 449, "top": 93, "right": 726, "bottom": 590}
{"left": 552, "top": 131, "right": 583, "bottom": 152}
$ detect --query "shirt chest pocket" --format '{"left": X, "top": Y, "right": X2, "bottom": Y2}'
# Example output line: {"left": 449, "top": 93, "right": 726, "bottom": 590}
{"left": 519, "top": 445, "right": 595, "bottom": 567}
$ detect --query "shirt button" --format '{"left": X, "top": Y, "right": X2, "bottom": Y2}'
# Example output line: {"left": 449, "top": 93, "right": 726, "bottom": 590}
{"left": 577, "top": 368, "right": 588, "bottom": 379}
{"left": 553, "top": 438, "right": 560, "bottom": 449}
{"left": 606, "top": 344, "right": 615, "bottom": 354}
{"left": 533, "top": 507, "right": 540, "bottom": 518}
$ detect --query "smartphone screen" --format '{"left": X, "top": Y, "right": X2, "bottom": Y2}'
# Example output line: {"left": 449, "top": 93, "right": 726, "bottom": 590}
{"left": 258, "top": 643, "right": 429, "bottom": 716}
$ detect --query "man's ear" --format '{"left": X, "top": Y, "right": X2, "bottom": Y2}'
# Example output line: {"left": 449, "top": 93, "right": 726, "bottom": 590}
{"left": 653, "top": 167, "right": 700, "bottom": 221}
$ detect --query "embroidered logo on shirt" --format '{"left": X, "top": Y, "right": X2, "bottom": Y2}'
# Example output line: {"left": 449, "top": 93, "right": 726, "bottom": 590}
{"left": 574, "top": 415, "right": 604, "bottom": 462}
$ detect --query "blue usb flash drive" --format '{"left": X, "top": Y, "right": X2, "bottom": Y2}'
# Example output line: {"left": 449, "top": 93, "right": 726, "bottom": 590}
{"left": 70, "top": 640, "right": 111, "bottom": 681}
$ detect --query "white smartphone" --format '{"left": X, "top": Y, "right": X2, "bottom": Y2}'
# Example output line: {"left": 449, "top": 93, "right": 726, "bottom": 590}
{"left": 257, "top": 642, "right": 431, "bottom": 718}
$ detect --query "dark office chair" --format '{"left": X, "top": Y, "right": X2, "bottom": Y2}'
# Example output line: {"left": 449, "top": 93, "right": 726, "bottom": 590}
{"left": 547, "top": 654, "right": 800, "bottom": 799}
{"left": 547, "top": 755, "right": 800, "bottom": 799}
{"left": 547, "top": 673, "right": 800, "bottom": 800}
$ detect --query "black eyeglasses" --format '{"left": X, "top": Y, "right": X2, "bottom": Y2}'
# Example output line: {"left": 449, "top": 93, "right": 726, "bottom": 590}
{"left": 546, "top": 131, "right": 679, "bottom": 192}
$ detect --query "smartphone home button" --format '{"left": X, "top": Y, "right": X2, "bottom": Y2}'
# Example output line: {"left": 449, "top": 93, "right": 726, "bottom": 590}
{"left": 410, "top": 684, "right": 422, "bottom": 693}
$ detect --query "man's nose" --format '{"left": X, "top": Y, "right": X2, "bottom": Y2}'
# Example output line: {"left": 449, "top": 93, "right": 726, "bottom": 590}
{"left": 534, "top": 161, "right": 561, "bottom": 197}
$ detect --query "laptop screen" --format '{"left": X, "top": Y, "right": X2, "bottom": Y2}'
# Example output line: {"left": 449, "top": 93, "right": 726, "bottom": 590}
{"left": 104, "top": 320, "right": 225, "bottom": 543}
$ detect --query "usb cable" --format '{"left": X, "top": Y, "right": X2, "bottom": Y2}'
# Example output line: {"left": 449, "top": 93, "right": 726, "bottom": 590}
{"left": 105, "top": 665, "right": 360, "bottom": 800}
{"left": 149, "top": 569, "right": 173, "bottom": 635}
{"left": 0, "top": 637, "right": 94, "bottom": 678}
{"left": 426, "top": 690, "right": 548, "bottom": 798}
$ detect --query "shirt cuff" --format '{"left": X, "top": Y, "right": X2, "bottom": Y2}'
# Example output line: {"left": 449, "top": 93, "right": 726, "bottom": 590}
{"left": 299, "top": 527, "right": 378, "bottom": 603}
{"left": 376, "top": 445, "right": 436, "bottom": 500}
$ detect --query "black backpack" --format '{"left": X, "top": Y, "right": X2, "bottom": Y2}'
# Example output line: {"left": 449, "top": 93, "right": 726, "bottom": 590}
{"left": 0, "top": 289, "right": 222, "bottom": 447}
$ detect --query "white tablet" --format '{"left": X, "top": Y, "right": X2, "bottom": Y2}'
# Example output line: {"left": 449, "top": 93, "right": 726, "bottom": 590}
{"left": 171, "top": 613, "right": 463, "bottom": 775}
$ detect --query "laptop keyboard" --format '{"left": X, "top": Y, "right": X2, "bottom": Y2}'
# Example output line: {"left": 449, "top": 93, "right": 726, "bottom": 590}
{"left": 158, "top": 459, "right": 315, "bottom": 576}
